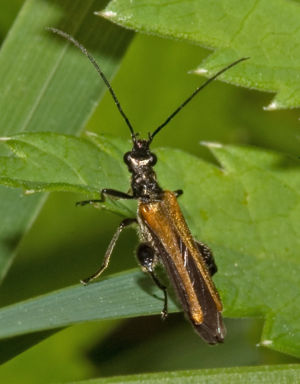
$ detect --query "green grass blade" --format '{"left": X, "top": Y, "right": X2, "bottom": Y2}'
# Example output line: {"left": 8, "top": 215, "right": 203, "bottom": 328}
{"left": 0, "top": 270, "right": 178, "bottom": 339}
{"left": 68, "top": 365, "right": 300, "bottom": 384}
{"left": 0, "top": 0, "right": 132, "bottom": 281}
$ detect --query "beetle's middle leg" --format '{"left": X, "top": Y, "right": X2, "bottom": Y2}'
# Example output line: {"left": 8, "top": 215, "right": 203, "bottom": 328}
{"left": 81, "top": 218, "right": 137, "bottom": 285}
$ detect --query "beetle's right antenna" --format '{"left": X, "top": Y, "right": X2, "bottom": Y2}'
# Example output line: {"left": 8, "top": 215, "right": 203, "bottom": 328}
{"left": 150, "top": 57, "right": 249, "bottom": 142}
{"left": 47, "top": 27, "right": 136, "bottom": 140}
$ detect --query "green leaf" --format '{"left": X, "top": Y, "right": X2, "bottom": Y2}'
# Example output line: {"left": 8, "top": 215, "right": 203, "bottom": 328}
{"left": 0, "top": 132, "right": 134, "bottom": 216}
{"left": 0, "top": 133, "right": 128, "bottom": 195}
{"left": 0, "top": 133, "right": 300, "bottom": 358}
{"left": 0, "top": 0, "right": 132, "bottom": 281}
{"left": 0, "top": 270, "right": 178, "bottom": 339}
{"left": 100, "top": 0, "right": 300, "bottom": 109}
{"left": 67, "top": 365, "right": 300, "bottom": 384}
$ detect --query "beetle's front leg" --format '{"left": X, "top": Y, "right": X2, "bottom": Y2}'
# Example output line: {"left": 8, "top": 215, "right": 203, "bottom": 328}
{"left": 76, "top": 188, "right": 135, "bottom": 206}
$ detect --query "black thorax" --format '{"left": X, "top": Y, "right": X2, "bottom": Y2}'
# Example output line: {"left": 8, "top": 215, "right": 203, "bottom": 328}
{"left": 123, "top": 139, "right": 163, "bottom": 202}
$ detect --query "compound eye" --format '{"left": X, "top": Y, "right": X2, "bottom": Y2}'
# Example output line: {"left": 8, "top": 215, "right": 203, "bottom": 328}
{"left": 150, "top": 153, "right": 157, "bottom": 166}
{"left": 123, "top": 152, "right": 132, "bottom": 165}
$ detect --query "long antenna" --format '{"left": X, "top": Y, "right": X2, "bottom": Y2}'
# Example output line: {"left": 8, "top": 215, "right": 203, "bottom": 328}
{"left": 47, "top": 27, "right": 135, "bottom": 139}
{"left": 150, "top": 57, "right": 249, "bottom": 141}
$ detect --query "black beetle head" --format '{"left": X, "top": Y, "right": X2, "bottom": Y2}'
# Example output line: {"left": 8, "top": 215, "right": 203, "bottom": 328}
{"left": 124, "top": 138, "right": 157, "bottom": 171}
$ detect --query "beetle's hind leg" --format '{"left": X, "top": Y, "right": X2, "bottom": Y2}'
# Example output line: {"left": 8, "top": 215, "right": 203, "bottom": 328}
{"left": 195, "top": 241, "right": 218, "bottom": 276}
{"left": 137, "top": 243, "right": 168, "bottom": 320}
{"left": 173, "top": 189, "right": 183, "bottom": 198}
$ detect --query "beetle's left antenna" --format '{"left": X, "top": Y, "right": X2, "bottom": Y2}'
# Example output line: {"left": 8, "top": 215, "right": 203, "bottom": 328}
{"left": 46, "top": 27, "right": 135, "bottom": 139}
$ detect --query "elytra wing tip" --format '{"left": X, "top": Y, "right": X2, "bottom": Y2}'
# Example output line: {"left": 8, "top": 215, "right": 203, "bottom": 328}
{"left": 195, "top": 324, "right": 226, "bottom": 344}
{"left": 193, "top": 313, "right": 226, "bottom": 344}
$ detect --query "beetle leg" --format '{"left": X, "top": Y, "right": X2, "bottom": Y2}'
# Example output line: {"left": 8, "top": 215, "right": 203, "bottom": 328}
{"left": 195, "top": 240, "right": 218, "bottom": 276}
{"left": 76, "top": 188, "right": 135, "bottom": 206}
{"left": 173, "top": 189, "right": 183, "bottom": 198}
{"left": 137, "top": 243, "right": 168, "bottom": 320}
{"left": 81, "top": 218, "right": 137, "bottom": 285}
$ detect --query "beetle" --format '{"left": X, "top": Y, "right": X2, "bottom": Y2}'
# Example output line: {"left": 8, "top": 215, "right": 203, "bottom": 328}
{"left": 48, "top": 27, "right": 247, "bottom": 344}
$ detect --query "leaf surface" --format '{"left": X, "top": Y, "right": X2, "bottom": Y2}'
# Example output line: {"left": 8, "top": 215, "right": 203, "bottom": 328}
{"left": 0, "top": 133, "right": 299, "bottom": 358}
{"left": 100, "top": 0, "right": 300, "bottom": 109}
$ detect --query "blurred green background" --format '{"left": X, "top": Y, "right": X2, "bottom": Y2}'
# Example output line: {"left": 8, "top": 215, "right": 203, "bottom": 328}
{"left": 0, "top": 1, "right": 299, "bottom": 383}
